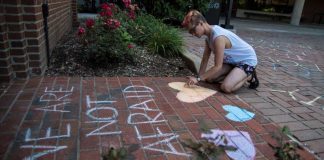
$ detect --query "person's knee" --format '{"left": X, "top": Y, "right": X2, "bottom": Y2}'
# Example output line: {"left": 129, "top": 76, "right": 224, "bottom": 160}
{"left": 220, "top": 83, "right": 233, "bottom": 93}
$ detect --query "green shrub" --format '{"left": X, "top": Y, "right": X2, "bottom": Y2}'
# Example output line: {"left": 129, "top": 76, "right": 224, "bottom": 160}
{"left": 146, "top": 25, "right": 183, "bottom": 57}
{"left": 122, "top": 12, "right": 184, "bottom": 58}
{"left": 78, "top": 2, "right": 135, "bottom": 66}
{"left": 78, "top": 1, "right": 185, "bottom": 65}
{"left": 128, "top": 13, "right": 162, "bottom": 44}
{"left": 136, "top": 0, "right": 209, "bottom": 23}
{"left": 83, "top": 26, "right": 134, "bottom": 64}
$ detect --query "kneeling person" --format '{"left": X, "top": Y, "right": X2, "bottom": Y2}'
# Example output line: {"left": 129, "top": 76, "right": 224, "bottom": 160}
{"left": 183, "top": 10, "right": 259, "bottom": 93}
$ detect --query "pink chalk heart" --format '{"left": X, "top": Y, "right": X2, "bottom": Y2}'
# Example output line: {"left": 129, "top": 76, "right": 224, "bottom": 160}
{"left": 202, "top": 129, "right": 256, "bottom": 160}
{"left": 168, "top": 82, "right": 217, "bottom": 103}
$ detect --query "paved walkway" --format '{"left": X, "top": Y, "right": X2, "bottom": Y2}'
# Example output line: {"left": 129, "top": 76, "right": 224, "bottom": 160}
{"left": 0, "top": 19, "right": 323, "bottom": 160}
{"left": 183, "top": 18, "right": 324, "bottom": 159}
{"left": 0, "top": 77, "right": 315, "bottom": 160}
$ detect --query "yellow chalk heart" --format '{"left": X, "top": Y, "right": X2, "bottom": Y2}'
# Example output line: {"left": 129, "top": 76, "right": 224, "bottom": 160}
{"left": 168, "top": 82, "right": 217, "bottom": 103}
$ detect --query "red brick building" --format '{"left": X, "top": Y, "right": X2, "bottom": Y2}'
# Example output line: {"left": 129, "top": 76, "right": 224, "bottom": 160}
{"left": 0, "top": 0, "right": 78, "bottom": 83}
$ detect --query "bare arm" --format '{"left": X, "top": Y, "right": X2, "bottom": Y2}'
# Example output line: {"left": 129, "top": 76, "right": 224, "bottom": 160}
{"left": 198, "top": 39, "right": 211, "bottom": 75}
{"left": 200, "top": 36, "right": 226, "bottom": 81}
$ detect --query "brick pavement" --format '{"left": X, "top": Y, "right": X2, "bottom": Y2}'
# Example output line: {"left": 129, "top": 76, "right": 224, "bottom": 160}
{"left": 0, "top": 76, "right": 316, "bottom": 160}
{"left": 183, "top": 24, "right": 324, "bottom": 159}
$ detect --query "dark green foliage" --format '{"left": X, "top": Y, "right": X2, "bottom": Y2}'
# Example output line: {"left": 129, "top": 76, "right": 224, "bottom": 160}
{"left": 125, "top": 13, "right": 161, "bottom": 44}
{"left": 102, "top": 147, "right": 128, "bottom": 160}
{"left": 146, "top": 25, "right": 183, "bottom": 57}
{"left": 102, "top": 144, "right": 140, "bottom": 160}
{"left": 79, "top": 1, "right": 185, "bottom": 65}
{"left": 78, "top": 4, "right": 135, "bottom": 66}
{"left": 136, "top": 0, "right": 209, "bottom": 23}
{"left": 197, "top": 118, "right": 213, "bottom": 134}
{"left": 182, "top": 136, "right": 237, "bottom": 160}
{"left": 270, "top": 126, "right": 302, "bottom": 160}
{"left": 83, "top": 26, "right": 134, "bottom": 65}
{"left": 123, "top": 13, "right": 184, "bottom": 58}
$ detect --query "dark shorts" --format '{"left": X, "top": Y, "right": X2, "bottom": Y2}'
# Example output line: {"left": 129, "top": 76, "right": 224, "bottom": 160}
{"left": 234, "top": 64, "right": 256, "bottom": 76}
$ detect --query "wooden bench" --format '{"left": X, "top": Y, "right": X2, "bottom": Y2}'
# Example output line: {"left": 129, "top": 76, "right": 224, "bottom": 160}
{"left": 243, "top": 10, "right": 291, "bottom": 21}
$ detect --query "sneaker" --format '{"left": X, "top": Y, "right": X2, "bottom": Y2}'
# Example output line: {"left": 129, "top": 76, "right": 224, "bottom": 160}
{"left": 248, "top": 70, "right": 259, "bottom": 89}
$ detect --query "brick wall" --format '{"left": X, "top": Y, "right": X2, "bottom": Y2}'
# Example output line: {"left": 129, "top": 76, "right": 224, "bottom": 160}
{"left": 0, "top": 0, "right": 78, "bottom": 83}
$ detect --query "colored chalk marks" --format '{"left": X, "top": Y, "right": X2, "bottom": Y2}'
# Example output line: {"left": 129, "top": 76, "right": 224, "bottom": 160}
{"left": 223, "top": 105, "right": 255, "bottom": 122}
{"left": 202, "top": 129, "right": 256, "bottom": 160}
{"left": 168, "top": 82, "right": 216, "bottom": 103}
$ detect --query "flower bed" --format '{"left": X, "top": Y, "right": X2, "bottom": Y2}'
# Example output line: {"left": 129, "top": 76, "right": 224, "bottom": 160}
{"left": 46, "top": 1, "right": 194, "bottom": 77}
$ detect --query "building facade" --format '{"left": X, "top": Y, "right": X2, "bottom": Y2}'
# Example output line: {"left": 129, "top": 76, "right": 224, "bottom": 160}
{"left": 235, "top": 0, "right": 324, "bottom": 25}
{"left": 0, "top": 0, "right": 78, "bottom": 83}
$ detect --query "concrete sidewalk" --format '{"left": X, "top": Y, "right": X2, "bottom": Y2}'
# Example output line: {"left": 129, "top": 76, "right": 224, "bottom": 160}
{"left": 224, "top": 18, "right": 324, "bottom": 36}
{"left": 182, "top": 19, "right": 324, "bottom": 159}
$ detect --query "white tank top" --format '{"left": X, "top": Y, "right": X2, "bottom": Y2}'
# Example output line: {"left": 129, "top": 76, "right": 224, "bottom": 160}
{"left": 206, "top": 25, "right": 257, "bottom": 66}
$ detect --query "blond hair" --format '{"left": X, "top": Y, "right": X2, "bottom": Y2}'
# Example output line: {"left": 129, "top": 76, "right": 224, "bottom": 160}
{"left": 182, "top": 10, "right": 207, "bottom": 33}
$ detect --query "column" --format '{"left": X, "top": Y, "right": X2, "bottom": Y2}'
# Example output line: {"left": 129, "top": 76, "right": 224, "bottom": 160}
{"left": 290, "top": 0, "right": 305, "bottom": 26}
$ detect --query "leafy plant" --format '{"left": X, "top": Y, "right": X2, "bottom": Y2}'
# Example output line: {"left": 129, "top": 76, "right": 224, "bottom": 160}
{"left": 146, "top": 25, "right": 183, "bottom": 58}
{"left": 124, "top": 13, "right": 161, "bottom": 44}
{"left": 182, "top": 136, "right": 237, "bottom": 160}
{"left": 137, "top": 0, "right": 209, "bottom": 23}
{"left": 270, "top": 126, "right": 301, "bottom": 160}
{"left": 78, "top": 0, "right": 186, "bottom": 66}
{"left": 78, "top": 2, "right": 136, "bottom": 66}
{"left": 122, "top": 12, "right": 184, "bottom": 58}
{"left": 102, "top": 144, "right": 140, "bottom": 160}
{"left": 102, "top": 147, "right": 128, "bottom": 160}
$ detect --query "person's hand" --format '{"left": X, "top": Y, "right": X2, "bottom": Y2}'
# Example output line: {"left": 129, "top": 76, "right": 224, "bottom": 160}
{"left": 186, "top": 76, "right": 198, "bottom": 87}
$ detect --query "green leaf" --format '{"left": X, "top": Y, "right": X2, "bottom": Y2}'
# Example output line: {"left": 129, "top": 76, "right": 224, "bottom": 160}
{"left": 118, "top": 147, "right": 127, "bottom": 158}
{"left": 282, "top": 126, "right": 291, "bottom": 135}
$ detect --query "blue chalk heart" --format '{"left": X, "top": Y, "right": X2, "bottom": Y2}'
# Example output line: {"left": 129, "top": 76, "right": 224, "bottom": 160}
{"left": 223, "top": 105, "right": 255, "bottom": 122}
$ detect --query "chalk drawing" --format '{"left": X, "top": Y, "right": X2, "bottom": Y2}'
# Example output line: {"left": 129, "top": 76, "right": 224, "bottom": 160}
{"left": 299, "top": 64, "right": 323, "bottom": 72}
{"left": 85, "top": 96, "right": 121, "bottom": 137}
{"left": 259, "top": 56, "right": 322, "bottom": 78}
{"left": 127, "top": 112, "right": 166, "bottom": 124}
{"left": 86, "top": 120, "right": 121, "bottom": 137}
{"left": 86, "top": 95, "right": 116, "bottom": 108}
{"left": 35, "top": 101, "right": 71, "bottom": 112}
{"left": 315, "top": 64, "right": 322, "bottom": 72}
{"left": 45, "top": 87, "right": 74, "bottom": 93}
{"left": 168, "top": 82, "right": 216, "bottom": 103}
{"left": 134, "top": 126, "right": 174, "bottom": 140}
{"left": 123, "top": 85, "right": 191, "bottom": 156}
{"left": 296, "top": 55, "right": 303, "bottom": 61}
{"left": 222, "top": 105, "right": 255, "bottom": 122}
{"left": 300, "top": 96, "right": 322, "bottom": 106}
{"left": 86, "top": 107, "right": 118, "bottom": 121}
{"left": 21, "top": 145, "right": 67, "bottom": 160}
{"left": 270, "top": 89, "right": 322, "bottom": 106}
{"left": 25, "top": 124, "right": 71, "bottom": 142}
{"left": 123, "top": 85, "right": 154, "bottom": 98}
{"left": 125, "top": 95, "right": 154, "bottom": 98}
{"left": 276, "top": 59, "right": 299, "bottom": 67}
{"left": 39, "top": 93, "right": 72, "bottom": 102}
{"left": 271, "top": 89, "right": 299, "bottom": 100}
{"left": 142, "top": 128, "right": 190, "bottom": 157}
{"left": 128, "top": 99, "right": 159, "bottom": 111}
{"left": 123, "top": 85, "right": 154, "bottom": 93}
{"left": 202, "top": 129, "right": 256, "bottom": 160}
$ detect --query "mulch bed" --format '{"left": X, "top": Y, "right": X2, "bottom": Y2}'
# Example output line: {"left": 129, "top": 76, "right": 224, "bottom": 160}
{"left": 45, "top": 30, "right": 195, "bottom": 77}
